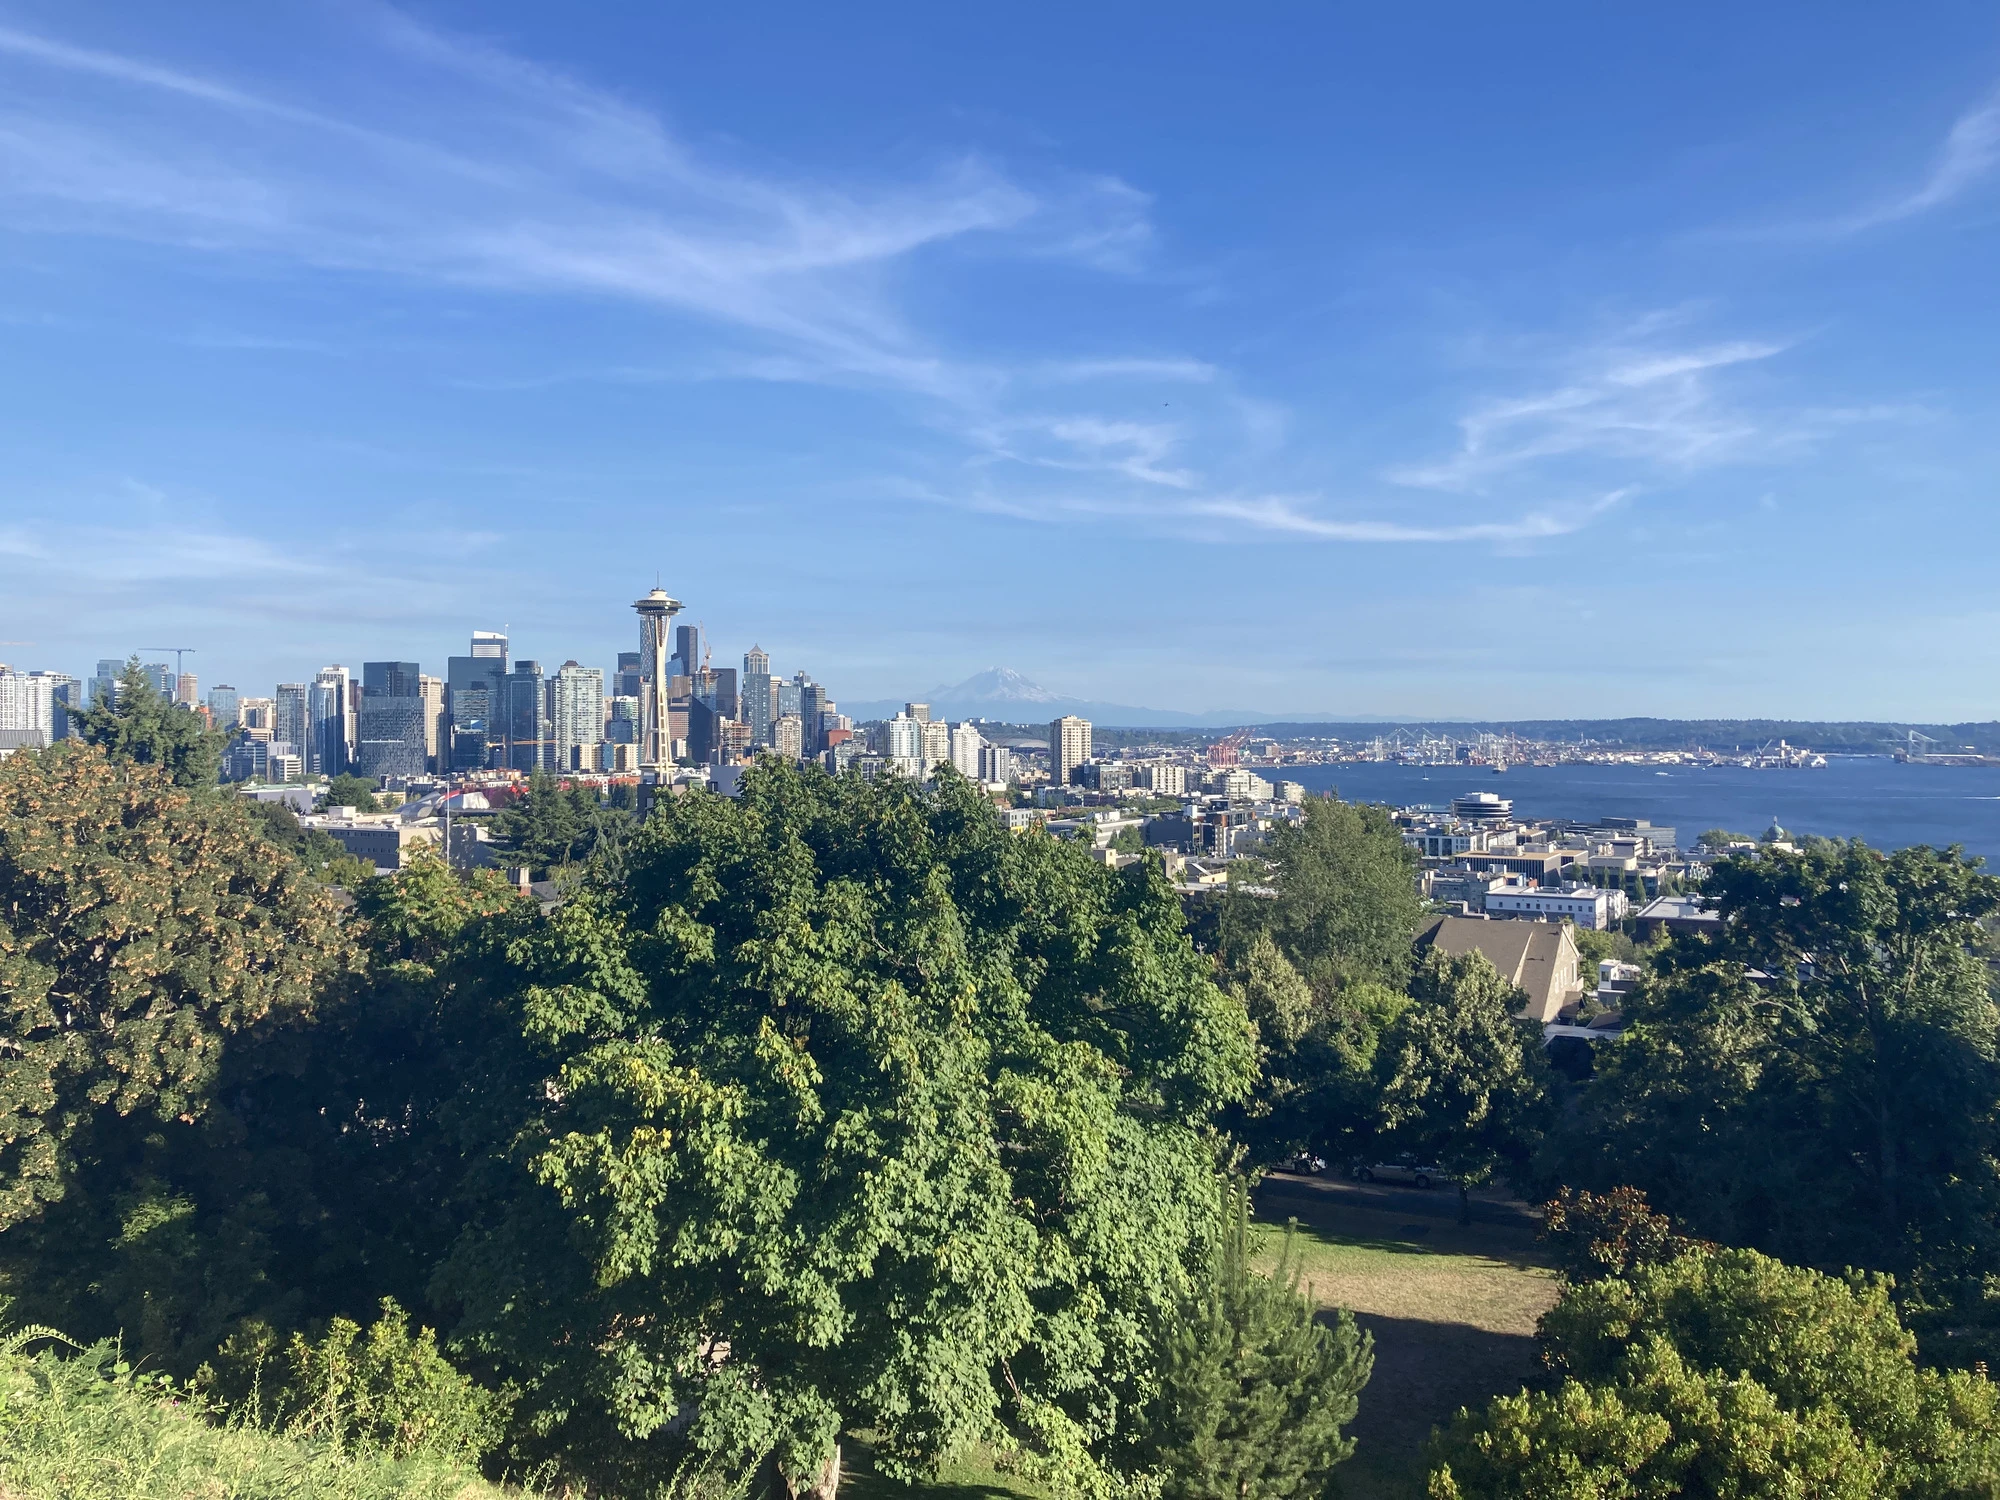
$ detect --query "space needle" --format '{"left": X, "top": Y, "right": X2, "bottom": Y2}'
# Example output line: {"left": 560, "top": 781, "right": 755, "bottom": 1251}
{"left": 632, "top": 586, "right": 684, "bottom": 771}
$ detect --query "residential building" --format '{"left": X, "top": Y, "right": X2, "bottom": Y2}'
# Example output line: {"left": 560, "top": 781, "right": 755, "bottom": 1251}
{"left": 978, "top": 743, "right": 1014, "bottom": 783}
{"left": 772, "top": 714, "right": 804, "bottom": 761}
{"left": 920, "top": 718, "right": 950, "bottom": 773}
{"left": 309, "top": 666, "right": 353, "bottom": 776}
{"left": 207, "top": 685, "right": 241, "bottom": 729}
{"left": 883, "top": 713, "right": 923, "bottom": 763}
{"left": 742, "top": 647, "right": 772, "bottom": 746}
{"left": 0, "top": 667, "right": 80, "bottom": 742}
{"left": 1050, "top": 715, "right": 1092, "bottom": 787}
{"left": 1216, "top": 768, "right": 1274, "bottom": 802}
{"left": 776, "top": 679, "right": 802, "bottom": 723}
{"left": 1137, "top": 763, "right": 1187, "bottom": 796}
{"left": 1417, "top": 915, "right": 1584, "bottom": 1024}
{"left": 418, "top": 674, "right": 445, "bottom": 770}
{"left": 176, "top": 672, "right": 198, "bottom": 707}
{"left": 1485, "top": 883, "right": 1627, "bottom": 929}
{"left": 1634, "top": 893, "right": 1723, "bottom": 941}
{"left": 503, "top": 660, "right": 550, "bottom": 771}
{"left": 632, "top": 589, "right": 683, "bottom": 770}
{"left": 355, "top": 661, "right": 427, "bottom": 780}
{"left": 553, "top": 662, "right": 605, "bottom": 771}
{"left": 237, "top": 696, "right": 274, "bottom": 737}
{"left": 447, "top": 631, "right": 508, "bottom": 771}
{"left": 949, "top": 722, "right": 984, "bottom": 779}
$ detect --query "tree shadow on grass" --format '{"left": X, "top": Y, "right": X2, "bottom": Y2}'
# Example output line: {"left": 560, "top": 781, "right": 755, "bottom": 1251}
{"left": 1330, "top": 1310, "right": 1544, "bottom": 1500}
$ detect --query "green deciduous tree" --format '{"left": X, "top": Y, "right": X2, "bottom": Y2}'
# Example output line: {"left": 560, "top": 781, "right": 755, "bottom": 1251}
{"left": 1223, "top": 798, "right": 1424, "bottom": 993}
{"left": 0, "top": 744, "right": 348, "bottom": 1232}
{"left": 74, "top": 659, "right": 227, "bottom": 789}
{"left": 243, "top": 799, "right": 375, "bottom": 886}
{"left": 1428, "top": 1247, "right": 2000, "bottom": 1499}
{"left": 1558, "top": 840, "right": 2000, "bottom": 1288}
{"left": 1377, "top": 951, "right": 1550, "bottom": 1225}
{"left": 1144, "top": 1184, "right": 1371, "bottom": 1499}
{"left": 432, "top": 763, "right": 1257, "bottom": 1496}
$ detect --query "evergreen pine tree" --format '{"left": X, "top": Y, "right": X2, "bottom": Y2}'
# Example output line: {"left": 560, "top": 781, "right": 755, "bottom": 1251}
{"left": 1147, "top": 1183, "right": 1373, "bottom": 1499}
{"left": 75, "top": 658, "right": 226, "bottom": 789}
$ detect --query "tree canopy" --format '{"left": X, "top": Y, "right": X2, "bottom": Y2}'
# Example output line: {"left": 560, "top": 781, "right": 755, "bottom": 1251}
{"left": 1429, "top": 1246, "right": 2000, "bottom": 1499}
{"left": 1378, "top": 950, "right": 1550, "bottom": 1223}
{"left": 1223, "top": 797, "right": 1424, "bottom": 992}
{"left": 74, "top": 659, "right": 227, "bottom": 789}
{"left": 323, "top": 773, "right": 384, "bottom": 813}
{"left": 490, "top": 769, "right": 627, "bottom": 878}
{"left": 1558, "top": 839, "right": 2000, "bottom": 1288}
{"left": 433, "top": 763, "right": 1258, "bottom": 1493}
{"left": 0, "top": 743, "right": 347, "bottom": 1231}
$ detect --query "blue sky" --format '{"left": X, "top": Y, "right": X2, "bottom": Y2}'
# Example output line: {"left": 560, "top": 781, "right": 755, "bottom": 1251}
{"left": 2, "top": 3, "right": 1997, "bottom": 720}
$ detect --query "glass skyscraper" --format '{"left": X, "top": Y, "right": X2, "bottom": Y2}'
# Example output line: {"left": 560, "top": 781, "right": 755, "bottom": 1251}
{"left": 355, "top": 661, "right": 427, "bottom": 779}
{"left": 446, "top": 631, "right": 507, "bottom": 771}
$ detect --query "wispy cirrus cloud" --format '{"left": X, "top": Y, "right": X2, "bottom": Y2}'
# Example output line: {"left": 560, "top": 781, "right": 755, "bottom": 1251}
{"left": 0, "top": 13, "right": 1137, "bottom": 397}
{"left": 1389, "top": 336, "right": 1789, "bottom": 493}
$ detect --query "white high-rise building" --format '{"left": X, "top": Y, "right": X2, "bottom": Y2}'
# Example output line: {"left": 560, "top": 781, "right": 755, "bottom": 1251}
{"left": 0, "top": 667, "right": 80, "bottom": 744}
{"left": 1050, "top": 715, "right": 1092, "bottom": 787}
{"left": 948, "top": 722, "right": 984, "bottom": 780}
{"left": 979, "top": 743, "right": 1015, "bottom": 784}
{"left": 553, "top": 662, "right": 606, "bottom": 771}
{"left": 920, "top": 719, "right": 950, "bottom": 773}
{"left": 1138, "top": 764, "right": 1187, "bottom": 796}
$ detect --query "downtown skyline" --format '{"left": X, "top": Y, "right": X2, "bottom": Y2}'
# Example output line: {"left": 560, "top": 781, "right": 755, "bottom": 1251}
{"left": 2, "top": 5, "right": 1999, "bottom": 719}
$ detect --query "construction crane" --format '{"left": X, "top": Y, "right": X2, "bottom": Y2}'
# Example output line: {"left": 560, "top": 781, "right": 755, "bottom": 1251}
{"left": 141, "top": 647, "right": 197, "bottom": 678}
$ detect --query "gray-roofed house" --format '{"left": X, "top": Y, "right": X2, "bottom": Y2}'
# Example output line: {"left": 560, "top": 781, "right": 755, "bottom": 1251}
{"left": 1417, "top": 914, "right": 1584, "bottom": 1024}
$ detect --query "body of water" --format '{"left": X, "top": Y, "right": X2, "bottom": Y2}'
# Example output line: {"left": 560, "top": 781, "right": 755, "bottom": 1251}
{"left": 1275, "top": 757, "right": 2000, "bottom": 861}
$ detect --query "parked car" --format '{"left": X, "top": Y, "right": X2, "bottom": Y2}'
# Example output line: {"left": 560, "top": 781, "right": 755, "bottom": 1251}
{"left": 1279, "top": 1152, "right": 1327, "bottom": 1175}
{"left": 1351, "top": 1158, "right": 1445, "bottom": 1189}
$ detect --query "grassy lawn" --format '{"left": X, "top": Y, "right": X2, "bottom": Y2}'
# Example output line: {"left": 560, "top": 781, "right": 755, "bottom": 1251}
{"left": 1252, "top": 1180, "right": 1560, "bottom": 1500}
{"left": 842, "top": 1440, "right": 1048, "bottom": 1499}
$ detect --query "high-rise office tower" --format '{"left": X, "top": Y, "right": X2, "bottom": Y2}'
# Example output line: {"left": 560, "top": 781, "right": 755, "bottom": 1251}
{"left": 742, "top": 646, "right": 772, "bottom": 746}
{"left": 238, "top": 696, "right": 274, "bottom": 738}
{"left": 553, "top": 662, "right": 605, "bottom": 771}
{"left": 207, "top": 685, "right": 241, "bottom": 729}
{"left": 309, "top": 667, "right": 353, "bottom": 776}
{"left": 176, "top": 672, "right": 198, "bottom": 707}
{"left": 356, "top": 662, "right": 426, "bottom": 779}
{"left": 706, "top": 666, "right": 738, "bottom": 720}
{"left": 91, "top": 659, "right": 122, "bottom": 709}
{"left": 613, "top": 651, "right": 642, "bottom": 701}
{"left": 633, "top": 588, "right": 684, "bottom": 771}
{"left": 775, "top": 679, "right": 801, "bottom": 726}
{"left": 418, "top": 674, "right": 445, "bottom": 770}
{"left": 673, "top": 623, "right": 701, "bottom": 681}
{"left": 796, "top": 673, "right": 826, "bottom": 756}
{"left": 447, "top": 631, "right": 508, "bottom": 771}
{"left": 274, "top": 683, "right": 308, "bottom": 759}
{"left": 503, "top": 660, "right": 549, "bottom": 771}
{"left": 905, "top": 702, "right": 931, "bottom": 723}
{"left": 142, "top": 662, "right": 174, "bottom": 699}
{"left": 949, "top": 722, "right": 984, "bottom": 780}
{"left": 1050, "top": 716, "right": 1092, "bottom": 787}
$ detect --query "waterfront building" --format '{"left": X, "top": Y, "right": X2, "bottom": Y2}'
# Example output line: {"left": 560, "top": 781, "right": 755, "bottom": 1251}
{"left": 633, "top": 589, "right": 684, "bottom": 771}
{"left": 309, "top": 666, "right": 353, "bottom": 776}
{"left": 355, "top": 661, "right": 427, "bottom": 780}
{"left": 1050, "top": 715, "right": 1092, "bottom": 787}
{"left": 1451, "top": 791, "right": 1514, "bottom": 825}
{"left": 1485, "top": 883, "right": 1627, "bottom": 930}
{"left": 742, "top": 646, "right": 772, "bottom": 746}
{"left": 553, "top": 662, "right": 606, "bottom": 771}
